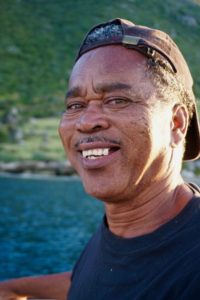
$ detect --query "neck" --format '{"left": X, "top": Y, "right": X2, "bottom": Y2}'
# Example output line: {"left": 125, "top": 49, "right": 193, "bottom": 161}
{"left": 105, "top": 175, "right": 193, "bottom": 238}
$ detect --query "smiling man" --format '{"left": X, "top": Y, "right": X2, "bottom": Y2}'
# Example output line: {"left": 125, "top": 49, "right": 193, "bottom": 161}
{"left": 1, "top": 18, "right": 200, "bottom": 300}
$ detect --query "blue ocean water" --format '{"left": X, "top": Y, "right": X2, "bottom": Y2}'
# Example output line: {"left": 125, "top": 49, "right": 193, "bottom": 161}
{"left": 0, "top": 175, "right": 103, "bottom": 280}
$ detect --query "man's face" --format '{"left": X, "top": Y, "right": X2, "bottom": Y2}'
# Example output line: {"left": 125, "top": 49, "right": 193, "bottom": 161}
{"left": 59, "top": 46, "right": 174, "bottom": 203}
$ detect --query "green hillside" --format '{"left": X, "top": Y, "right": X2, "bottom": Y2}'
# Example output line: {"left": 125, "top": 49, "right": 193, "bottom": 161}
{"left": 0, "top": 0, "right": 200, "bottom": 162}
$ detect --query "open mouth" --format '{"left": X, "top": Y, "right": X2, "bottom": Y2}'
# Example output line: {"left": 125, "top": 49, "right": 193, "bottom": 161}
{"left": 81, "top": 147, "right": 119, "bottom": 160}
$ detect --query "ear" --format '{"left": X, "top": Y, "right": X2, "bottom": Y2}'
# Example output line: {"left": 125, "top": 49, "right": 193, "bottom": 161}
{"left": 170, "top": 104, "right": 189, "bottom": 148}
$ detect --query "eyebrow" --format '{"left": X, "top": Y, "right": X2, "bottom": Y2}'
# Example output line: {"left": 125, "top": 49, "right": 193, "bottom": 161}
{"left": 65, "top": 82, "right": 132, "bottom": 99}
{"left": 66, "top": 86, "right": 82, "bottom": 99}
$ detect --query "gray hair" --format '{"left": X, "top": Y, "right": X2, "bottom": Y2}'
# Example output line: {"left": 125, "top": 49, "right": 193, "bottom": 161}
{"left": 146, "top": 58, "right": 195, "bottom": 121}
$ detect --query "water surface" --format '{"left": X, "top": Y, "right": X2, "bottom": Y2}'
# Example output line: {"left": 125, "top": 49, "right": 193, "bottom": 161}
{"left": 0, "top": 174, "right": 103, "bottom": 280}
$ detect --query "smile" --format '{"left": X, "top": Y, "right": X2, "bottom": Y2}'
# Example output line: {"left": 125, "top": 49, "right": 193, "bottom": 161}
{"left": 82, "top": 148, "right": 110, "bottom": 159}
{"left": 79, "top": 144, "right": 120, "bottom": 169}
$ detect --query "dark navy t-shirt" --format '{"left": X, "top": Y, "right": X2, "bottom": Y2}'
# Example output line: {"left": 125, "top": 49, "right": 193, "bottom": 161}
{"left": 68, "top": 193, "right": 200, "bottom": 300}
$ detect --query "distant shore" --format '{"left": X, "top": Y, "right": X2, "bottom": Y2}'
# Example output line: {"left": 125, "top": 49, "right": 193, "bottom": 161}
{"left": 0, "top": 160, "right": 76, "bottom": 176}
{"left": 0, "top": 160, "right": 199, "bottom": 185}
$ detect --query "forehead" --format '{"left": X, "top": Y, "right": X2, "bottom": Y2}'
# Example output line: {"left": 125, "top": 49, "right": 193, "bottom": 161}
{"left": 69, "top": 46, "right": 152, "bottom": 91}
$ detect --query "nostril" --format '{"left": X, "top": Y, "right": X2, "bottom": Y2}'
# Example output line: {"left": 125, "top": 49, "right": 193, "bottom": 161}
{"left": 93, "top": 125, "right": 103, "bottom": 131}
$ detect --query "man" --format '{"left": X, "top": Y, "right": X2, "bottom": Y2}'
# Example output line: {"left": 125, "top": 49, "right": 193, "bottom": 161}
{"left": 0, "top": 18, "right": 200, "bottom": 300}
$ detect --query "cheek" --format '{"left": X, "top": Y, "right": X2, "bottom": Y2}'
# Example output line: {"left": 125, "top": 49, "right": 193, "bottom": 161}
{"left": 58, "top": 117, "right": 74, "bottom": 153}
{"left": 58, "top": 117, "right": 83, "bottom": 172}
{"left": 120, "top": 118, "right": 155, "bottom": 180}
{"left": 120, "top": 115, "right": 152, "bottom": 150}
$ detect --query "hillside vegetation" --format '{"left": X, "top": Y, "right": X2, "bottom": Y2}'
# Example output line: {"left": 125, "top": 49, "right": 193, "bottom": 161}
{"left": 0, "top": 0, "right": 200, "bottom": 162}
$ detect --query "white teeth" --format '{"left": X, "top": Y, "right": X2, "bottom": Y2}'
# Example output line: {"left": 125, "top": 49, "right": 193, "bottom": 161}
{"left": 82, "top": 148, "right": 110, "bottom": 159}
{"left": 103, "top": 148, "right": 109, "bottom": 156}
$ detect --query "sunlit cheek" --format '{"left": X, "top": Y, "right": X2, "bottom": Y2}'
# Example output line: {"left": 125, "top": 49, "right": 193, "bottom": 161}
{"left": 154, "top": 121, "right": 171, "bottom": 153}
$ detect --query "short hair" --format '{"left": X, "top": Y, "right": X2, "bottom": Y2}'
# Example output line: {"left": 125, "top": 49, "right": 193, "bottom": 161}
{"left": 145, "top": 58, "right": 195, "bottom": 121}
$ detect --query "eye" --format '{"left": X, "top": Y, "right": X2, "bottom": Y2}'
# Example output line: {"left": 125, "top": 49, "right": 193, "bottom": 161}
{"left": 105, "top": 97, "right": 130, "bottom": 107}
{"left": 65, "top": 101, "right": 86, "bottom": 111}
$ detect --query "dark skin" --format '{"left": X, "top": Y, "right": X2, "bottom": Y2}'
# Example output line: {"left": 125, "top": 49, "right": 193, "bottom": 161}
{"left": 0, "top": 46, "right": 193, "bottom": 299}
{"left": 59, "top": 46, "right": 192, "bottom": 237}
{"left": 0, "top": 272, "right": 71, "bottom": 300}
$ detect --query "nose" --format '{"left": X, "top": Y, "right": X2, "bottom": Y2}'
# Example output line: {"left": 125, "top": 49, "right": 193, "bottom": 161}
{"left": 75, "top": 102, "right": 110, "bottom": 133}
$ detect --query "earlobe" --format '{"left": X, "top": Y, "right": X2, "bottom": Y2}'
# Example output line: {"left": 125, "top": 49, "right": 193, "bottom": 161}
{"left": 170, "top": 104, "right": 189, "bottom": 147}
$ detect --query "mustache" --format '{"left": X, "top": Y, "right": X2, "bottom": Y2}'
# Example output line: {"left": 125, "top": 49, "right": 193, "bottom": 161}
{"left": 74, "top": 136, "right": 121, "bottom": 149}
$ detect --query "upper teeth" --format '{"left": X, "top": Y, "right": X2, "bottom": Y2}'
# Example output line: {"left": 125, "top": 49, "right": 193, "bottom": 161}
{"left": 82, "top": 148, "right": 109, "bottom": 158}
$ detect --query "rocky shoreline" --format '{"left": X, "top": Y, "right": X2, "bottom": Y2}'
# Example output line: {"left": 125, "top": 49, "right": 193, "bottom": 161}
{"left": 0, "top": 160, "right": 199, "bottom": 184}
{"left": 0, "top": 160, "right": 76, "bottom": 176}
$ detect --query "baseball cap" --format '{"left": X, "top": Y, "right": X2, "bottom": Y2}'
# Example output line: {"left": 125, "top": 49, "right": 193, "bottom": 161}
{"left": 76, "top": 18, "right": 200, "bottom": 161}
